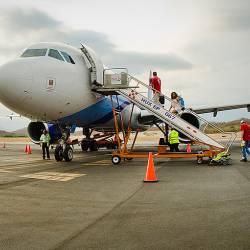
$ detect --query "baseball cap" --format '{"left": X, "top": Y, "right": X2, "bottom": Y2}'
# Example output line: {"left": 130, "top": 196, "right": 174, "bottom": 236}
{"left": 240, "top": 120, "right": 245, "bottom": 124}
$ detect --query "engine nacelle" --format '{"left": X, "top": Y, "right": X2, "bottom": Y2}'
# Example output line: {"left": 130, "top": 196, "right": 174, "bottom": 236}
{"left": 27, "top": 122, "right": 62, "bottom": 144}
{"left": 120, "top": 104, "right": 149, "bottom": 131}
{"left": 179, "top": 112, "right": 200, "bottom": 141}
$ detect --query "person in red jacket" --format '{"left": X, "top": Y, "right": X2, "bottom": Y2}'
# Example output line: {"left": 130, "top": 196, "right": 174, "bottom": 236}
{"left": 240, "top": 120, "right": 250, "bottom": 162}
{"left": 150, "top": 71, "right": 162, "bottom": 104}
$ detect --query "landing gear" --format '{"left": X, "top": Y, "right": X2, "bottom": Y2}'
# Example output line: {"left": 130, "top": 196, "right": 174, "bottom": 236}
{"left": 81, "top": 139, "right": 98, "bottom": 151}
{"left": 54, "top": 144, "right": 73, "bottom": 162}
{"left": 81, "top": 140, "right": 89, "bottom": 151}
{"left": 54, "top": 126, "right": 74, "bottom": 162}
{"left": 55, "top": 145, "right": 63, "bottom": 162}
{"left": 81, "top": 128, "right": 98, "bottom": 152}
{"left": 63, "top": 145, "right": 73, "bottom": 162}
{"left": 89, "top": 140, "right": 98, "bottom": 151}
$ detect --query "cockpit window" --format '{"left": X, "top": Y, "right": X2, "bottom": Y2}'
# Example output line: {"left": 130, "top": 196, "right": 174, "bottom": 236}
{"left": 48, "top": 49, "right": 64, "bottom": 61}
{"left": 60, "top": 51, "right": 75, "bottom": 64}
{"left": 21, "top": 48, "right": 47, "bottom": 57}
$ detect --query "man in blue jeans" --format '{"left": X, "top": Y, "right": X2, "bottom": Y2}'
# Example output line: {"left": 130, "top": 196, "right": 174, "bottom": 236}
{"left": 240, "top": 120, "right": 250, "bottom": 162}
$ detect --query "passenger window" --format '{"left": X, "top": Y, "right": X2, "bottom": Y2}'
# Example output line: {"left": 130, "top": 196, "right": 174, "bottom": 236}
{"left": 48, "top": 49, "right": 64, "bottom": 61}
{"left": 60, "top": 51, "right": 75, "bottom": 64}
{"left": 21, "top": 49, "right": 47, "bottom": 57}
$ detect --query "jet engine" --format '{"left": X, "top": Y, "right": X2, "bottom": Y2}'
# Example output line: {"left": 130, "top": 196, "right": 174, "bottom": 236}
{"left": 179, "top": 112, "right": 200, "bottom": 141}
{"left": 120, "top": 104, "right": 149, "bottom": 131}
{"left": 27, "top": 122, "right": 62, "bottom": 144}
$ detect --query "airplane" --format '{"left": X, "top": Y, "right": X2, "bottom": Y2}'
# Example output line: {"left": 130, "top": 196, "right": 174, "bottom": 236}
{"left": 0, "top": 42, "right": 249, "bottom": 161}
{"left": 0, "top": 113, "right": 21, "bottom": 120}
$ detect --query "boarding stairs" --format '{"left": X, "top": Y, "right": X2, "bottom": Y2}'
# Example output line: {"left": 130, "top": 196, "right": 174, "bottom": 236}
{"left": 93, "top": 71, "right": 236, "bottom": 151}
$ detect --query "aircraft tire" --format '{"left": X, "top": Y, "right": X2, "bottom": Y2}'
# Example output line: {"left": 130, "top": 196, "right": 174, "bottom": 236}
{"left": 55, "top": 145, "right": 63, "bottom": 162}
{"left": 89, "top": 140, "right": 98, "bottom": 151}
{"left": 63, "top": 146, "right": 73, "bottom": 162}
{"left": 81, "top": 140, "right": 89, "bottom": 151}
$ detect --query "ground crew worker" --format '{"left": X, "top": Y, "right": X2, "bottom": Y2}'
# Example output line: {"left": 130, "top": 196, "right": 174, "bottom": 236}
{"left": 40, "top": 130, "right": 51, "bottom": 160}
{"left": 168, "top": 127, "right": 180, "bottom": 152}
{"left": 150, "top": 72, "right": 162, "bottom": 104}
{"left": 240, "top": 120, "right": 250, "bottom": 162}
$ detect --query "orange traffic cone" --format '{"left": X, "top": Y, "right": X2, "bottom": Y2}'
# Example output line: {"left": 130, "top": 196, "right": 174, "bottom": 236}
{"left": 187, "top": 143, "right": 191, "bottom": 153}
{"left": 27, "top": 145, "right": 32, "bottom": 154}
{"left": 144, "top": 152, "right": 158, "bottom": 182}
{"left": 25, "top": 144, "right": 28, "bottom": 153}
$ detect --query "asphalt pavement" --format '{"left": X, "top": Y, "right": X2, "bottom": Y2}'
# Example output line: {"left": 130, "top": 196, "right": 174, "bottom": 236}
{"left": 0, "top": 143, "right": 249, "bottom": 250}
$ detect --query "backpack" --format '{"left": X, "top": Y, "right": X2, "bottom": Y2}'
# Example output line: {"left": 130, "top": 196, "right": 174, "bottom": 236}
{"left": 179, "top": 96, "right": 185, "bottom": 107}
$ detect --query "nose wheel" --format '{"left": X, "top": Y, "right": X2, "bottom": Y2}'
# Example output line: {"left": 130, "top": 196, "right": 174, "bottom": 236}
{"left": 55, "top": 145, "right": 63, "bottom": 161}
{"left": 63, "top": 145, "right": 74, "bottom": 161}
{"left": 54, "top": 145, "right": 73, "bottom": 162}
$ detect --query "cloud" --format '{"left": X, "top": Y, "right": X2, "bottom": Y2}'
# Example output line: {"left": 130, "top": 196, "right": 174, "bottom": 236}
{"left": 0, "top": 7, "right": 193, "bottom": 73}
{"left": 210, "top": 1, "right": 250, "bottom": 31}
{"left": 103, "top": 51, "right": 192, "bottom": 74}
{"left": 0, "top": 3, "right": 249, "bottom": 130}
{"left": 48, "top": 29, "right": 116, "bottom": 55}
{"left": 224, "top": 9, "right": 250, "bottom": 31}
{"left": 0, "top": 8, "right": 61, "bottom": 32}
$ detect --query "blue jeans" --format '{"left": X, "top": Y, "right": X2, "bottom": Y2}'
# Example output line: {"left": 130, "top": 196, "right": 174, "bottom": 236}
{"left": 242, "top": 140, "right": 250, "bottom": 159}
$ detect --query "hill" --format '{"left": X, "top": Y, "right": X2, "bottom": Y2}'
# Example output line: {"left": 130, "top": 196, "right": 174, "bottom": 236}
{"left": 0, "top": 130, "right": 12, "bottom": 136}
{"left": 0, "top": 127, "right": 27, "bottom": 137}
{"left": 203, "top": 118, "right": 250, "bottom": 133}
{"left": 13, "top": 128, "right": 27, "bottom": 135}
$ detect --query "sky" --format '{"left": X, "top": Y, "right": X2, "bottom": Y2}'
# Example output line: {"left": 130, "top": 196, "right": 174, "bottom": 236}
{"left": 0, "top": 0, "right": 249, "bottom": 131}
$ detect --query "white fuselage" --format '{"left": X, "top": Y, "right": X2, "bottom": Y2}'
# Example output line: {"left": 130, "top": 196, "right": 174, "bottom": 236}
{"left": 0, "top": 42, "right": 102, "bottom": 122}
{"left": 0, "top": 42, "right": 148, "bottom": 138}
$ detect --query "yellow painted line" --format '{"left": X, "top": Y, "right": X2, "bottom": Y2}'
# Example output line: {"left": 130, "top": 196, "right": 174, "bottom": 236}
{"left": 0, "top": 160, "right": 53, "bottom": 167}
{"left": 0, "top": 169, "right": 12, "bottom": 173}
{"left": 75, "top": 155, "right": 99, "bottom": 158}
{"left": 3, "top": 162, "right": 56, "bottom": 170}
{"left": 81, "top": 159, "right": 111, "bottom": 166}
{"left": 1, "top": 157, "right": 91, "bottom": 168}
{"left": 82, "top": 163, "right": 109, "bottom": 166}
{"left": 93, "top": 160, "right": 110, "bottom": 163}
{"left": 20, "top": 172, "right": 86, "bottom": 182}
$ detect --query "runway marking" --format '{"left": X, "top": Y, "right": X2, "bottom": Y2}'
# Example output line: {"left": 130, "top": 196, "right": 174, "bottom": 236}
{"left": 0, "top": 159, "right": 52, "bottom": 167}
{"left": 20, "top": 172, "right": 86, "bottom": 182}
{"left": 0, "top": 154, "right": 99, "bottom": 166}
{"left": 81, "top": 159, "right": 110, "bottom": 166}
{"left": 0, "top": 169, "right": 12, "bottom": 173}
{"left": 1, "top": 158, "right": 39, "bottom": 163}
{"left": 0, "top": 162, "right": 55, "bottom": 171}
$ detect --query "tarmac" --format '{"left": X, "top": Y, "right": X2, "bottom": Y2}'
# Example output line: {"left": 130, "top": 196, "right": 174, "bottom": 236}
{"left": 0, "top": 143, "right": 250, "bottom": 250}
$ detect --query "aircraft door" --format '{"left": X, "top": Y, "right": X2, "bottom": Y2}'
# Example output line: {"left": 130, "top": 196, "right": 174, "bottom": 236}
{"left": 80, "top": 44, "right": 104, "bottom": 85}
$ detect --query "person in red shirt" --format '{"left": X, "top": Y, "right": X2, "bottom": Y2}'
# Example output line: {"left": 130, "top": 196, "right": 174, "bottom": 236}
{"left": 240, "top": 120, "right": 250, "bottom": 162}
{"left": 150, "top": 72, "right": 162, "bottom": 104}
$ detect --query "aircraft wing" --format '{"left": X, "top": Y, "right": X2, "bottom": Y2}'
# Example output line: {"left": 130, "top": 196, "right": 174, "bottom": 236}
{"left": 193, "top": 103, "right": 250, "bottom": 117}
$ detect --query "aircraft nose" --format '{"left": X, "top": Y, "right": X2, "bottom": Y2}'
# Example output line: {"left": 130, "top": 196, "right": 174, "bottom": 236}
{"left": 0, "top": 59, "right": 33, "bottom": 107}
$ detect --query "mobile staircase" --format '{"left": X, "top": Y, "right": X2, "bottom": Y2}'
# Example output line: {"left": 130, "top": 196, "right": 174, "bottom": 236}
{"left": 94, "top": 69, "right": 236, "bottom": 164}
{"left": 80, "top": 45, "right": 236, "bottom": 164}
